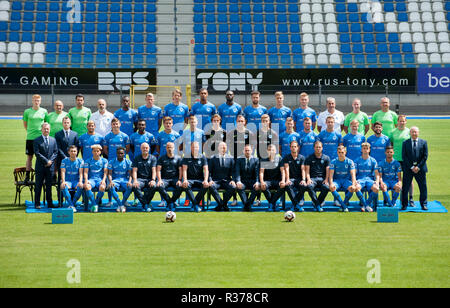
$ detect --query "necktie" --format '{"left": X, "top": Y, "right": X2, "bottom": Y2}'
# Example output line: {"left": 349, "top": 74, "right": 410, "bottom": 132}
{"left": 65, "top": 130, "right": 69, "bottom": 140}
{"left": 221, "top": 157, "right": 224, "bottom": 167}
{"left": 413, "top": 140, "right": 418, "bottom": 160}
{"left": 44, "top": 137, "right": 49, "bottom": 149}
{"left": 246, "top": 159, "right": 250, "bottom": 171}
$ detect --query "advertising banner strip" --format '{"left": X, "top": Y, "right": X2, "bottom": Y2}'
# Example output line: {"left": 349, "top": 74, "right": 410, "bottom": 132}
{"left": 417, "top": 67, "right": 450, "bottom": 94}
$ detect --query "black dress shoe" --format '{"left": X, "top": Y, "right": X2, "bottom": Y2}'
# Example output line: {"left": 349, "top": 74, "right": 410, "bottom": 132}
{"left": 409, "top": 199, "right": 415, "bottom": 207}
{"left": 421, "top": 205, "right": 428, "bottom": 211}
{"left": 243, "top": 205, "right": 252, "bottom": 212}
{"left": 401, "top": 205, "right": 408, "bottom": 211}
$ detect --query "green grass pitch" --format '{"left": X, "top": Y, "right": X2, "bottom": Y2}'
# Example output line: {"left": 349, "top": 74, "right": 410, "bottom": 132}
{"left": 0, "top": 119, "right": 448, "bottom": 288}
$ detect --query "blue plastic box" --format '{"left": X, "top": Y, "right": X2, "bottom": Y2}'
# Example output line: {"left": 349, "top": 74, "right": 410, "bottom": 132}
{"left": 52, "top": 208, "right": 74, "bottom": 224}
{"left": 377, "top": 207, "right": 399, "bottom": 223}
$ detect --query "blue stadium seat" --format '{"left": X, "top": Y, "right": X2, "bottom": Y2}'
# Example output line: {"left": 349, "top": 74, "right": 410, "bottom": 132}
{"left": 390, "top": 44, "right": 400, "bottom": 53}
{"left": 392, "top": 54, "right": 402, "bottom": 64}
{"left": 242, "top": 34, "right": 252, "bottom": 43}
{"left": 208, "top": 55, "right": 218, "bottom": 64}
{"left": 268, "top": 55, "right": 278, "bottom": 65}
{"left": 266, "top": 24, "right": 276, "bottom": 33}
{"left": 351, "top": 34, "right": 362, "bottom": 43}
{"left": 206, "top": 34, "right": 216, "bottom": 44}
{"left": 355, "top": 54, "right": 365, "bottom": 65}
{"left": 47, "top": 33, "right": 57, "bottom": 43}
{"left": 365, "top": 44, "right": 376, "bottom": 53}
{"left": 98, "top": 3, "right": 108, "bottom": 12}
{"left": 217, "top": 14, "right": 227, "bottom": 23}
{"left": 229, "top": 4, "right": 239, "bottom": 13}
{"left": 230, "top": 24, "right": 240, "bottom": 33}
{"left": 73, "top": 33, "right": 82, "bottom": 43}
{"left": 230, "top": 14, "right": 239, "bottom": 23}
{"left": 146, "top": 55, "right": 157, "bottom": 65}
{"left": 37, "top": 2, "right": 47, "bottom": 11}
{"left": 265, "top": 14, "right": 275, "bottom": 23}
{"left": 290, "top": 24, "right": 300, "bottom": 33}
{"left": 134, "top": 14, "right": 144, "bottom": 22}
{"left": 110, "top": 24, "right": 120, "bottom": 32}
{"left": 46, "top": 54, "right": 56, "bottom": 64}
{"left": 340, "top": 44, "right": 351, "bottom": 53}
{"left": 206, "top": 44, "right": 217, "bottom": 53}
{"left": 267, "top": 44, "right": 277, "bottom": 54}
{"left": 276, "top": 4, "right": 286, "bottom": 13}
{"left": 72, "top": 54, "right": 82, "bottom": 64}
{"left": 363, "top": 33, "right": 374, "bottom": 43}
{"left": 336, "top": 14, "right": 347, "bottom": 23}
{"left": 146, "top": 34, "right": 156, "bottom": 43}
{"left": 194, "top": 24, "right": 203, "bottom": 33}
{"left": 363, "top": 23, "right": 373, "bottom": 32}
{"left": 402, "top": 43, "right": 413, "bottom": 53}
{"left": 147, "top": 44, "right": 158, "bottom": 54}
{"left": 339, "top": 24, "right": 349, "bottom": 32}
{"left": 46, "top": 43, "right": 57, "bottom": 53}
{"left": 84, "top": 54, "right": 94, "bottom": 65}
{"left": 205, "top": 14, "right": 215, "bottom": 23}
{"left": 22, "top": 32, "right": 32, "bottom": 42}
{"left": 348, "top": 3, "right": 358, "bottom": 12}
{"left": 291, "top": 34, "right": 301, "bottom": 43}
{"left": 194, "top": 34, "right": 204, "bottom": 44}
{"left": 255, "top": 44, "right": 265, "bottom": 54}
{"left": 367, "top": 54, "right": 377, "bottom": 64}
{"left": 11, "top": 1, "right": 21, "bottom": 10}
{"left": 353, "top": 44, "right": 363, "bottom": 53}
{"left": 109, "top": 44, "right": 119, "bottom": 53}
{"left": 388, "top": 33, "right": 399, "bottom": 43}
{"left": 336, "top": 4, "right": 346, "bottom": 12}
{"left": 349, "top": 13, "right": 359, "bottom": 22}
{"left": 97, "top": 44, "right": 107, "bottom": 53}
{"left": 242, "top": 24, "right": 252, "bottom": 33}
{"left": 121, "top": 44, "right": 131, "bottom": 53}
{"left": 232, "top": 55, "right": 242, "bottom": 65}
{"left": 9, "top": 22, "right": 20, "bottom": 31}
{"left": 384, "top": 3, "right": 394, "bottom": 12}
{"left": 266, "top": 34, "right": 276, "bottom": 43}
{"left": 374, "top": 23, "right": 385, "bottom": 32}
{"left": 84, "top": 44, "right": 94, "bottom": 53}
{"left": 279, "top": 34, "right": 289, "bottom": 43}
{"left": 59, "top": 54, "right": 69, "bottom": 65}
{"left": 34, "top": 33, "right": 45, "bottom": 42}
{"left": 231, "top": 44, "right": 241, "bottom": 53}
{"left": 376, "top": 33, "right": 386, "bottom": 43}
{"left": 218, "top": 34, "right": 227, "bottom": 43}
{"left": 396, "top": 3, "right": 406, "bottom": 12}
{"left": 24, "top": 2, "right": 35, "bottom": 11}
{"left": 340, "top": 34, "right": 350, "bottom": 43}
{"left": 146, "top": 15, "right": 156, "bottom": 23}
{"left": 377, "top": 44, "right": 388, "bottom": 53}
{"left": 230, "top": 35, "right": 240, "bottom": 43}
{"left": 219, "top": 44, "right": 229, "bottom": 53}
{"left": 254, "top": 14, "right": 263, "bottom": 23}
{"left": 23, "top": 22, "right": 32, "bottom": 31}
{"left": 253, "top": 3, "right": 263, "bottom": 13}
{"left": 277, "top": 14, "right": 287, "bottom": 23}
{"left": 254, "top": 24, "right": 264, "bottom": 33}
{"left": 292, "top": 45, "right": 302, "bottom": 54}
{"left": 147, "top": 4, "right": 156, "bottom": 13}
{"left": 135, "top": 4, "right": 144, "bottom": 12}
{"left": 404, "top": 54, "right": 415, "bottom": 64}
{"left": 379, "top": 54, "right": 390, "bottom": 64}
{"left": 244, "top": 55, "right": 254, "bottom": 65}
{"left": 255, "top": 34, "right": 265, "bottom": 43}
{"left": 342, "top": 55, "right": 353, "bottom": 64}
{"left": 264, "top": 4, "right": 274, "bottom": 13}
{"left": 293, "top": 55, "right": 303, "bottom": 65}
{"left": 243, "top": 44, "right": 253, "bottom": 53}
{"left": 122, "top": 34, "right": 132, "bottom": 43}
{"left": 351, "top": 23, "right": 361, "bottom": 32}
{"left": 97, "top": 54, "right": 107, "bottom": 64}
{"left": 72, "top": 44, "right": 82, "bottom": 53}
{"left": 289, "top": 14, "right": 299, "bottom": 23}
{"left": 256, "top": 54, "right": 266, "bottom": 65}
{"left": 288, "top": 4, "right": 298, "bottom": 13}
{"left": 219, "top": 55, "right": 229, "bottom": 64}
{"left": 279, "top": 44, "right": 290, "bottom": 54}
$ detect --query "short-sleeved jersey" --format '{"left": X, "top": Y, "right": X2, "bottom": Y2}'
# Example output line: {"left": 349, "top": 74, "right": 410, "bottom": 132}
{"left": 68, "top": 107, "right": 91, "bottom": 136}
{"left": 45, "top": 111, "right": 68, "bottom": 137}
{"left": 157, "top": 154, "right": 182, "bottom": 179}
{"left": 181, "top": 128, "right": 206, "bottom": 146}
{"left": 293, "top": 107, "right": 317, "bottom": 133}
{"left": 163, "top": 102, "right": 190, "bottom": 134}
{"left": 371, "top": 110, "right": 398, "bottom": 139}
{"left": 23, "top": 107, "right": 48, "bottom": 140}
{"left": 114, "top": 108, "right": 138, "bottom": 137}
{"left": 354, "top": 156, "right": 378, "bottom": 180}
{"left": 132, "top": 154, "right": 157, "bottom": 179}
{"left": 190, "top": 101, "right": 217, "bottom": 130}
{"left": 330, "top": 157, "right": 355, "bottom": 181}
{"left": 299, "top": 130, "right": 318, "bottom": 158}
{"left": 343, "top": 112, "right": 370, "bottom": 135}
{"left": 61, "top": 157, "right": 83, "bottom": 183}
{"left": 318, "top": 130, "right": 343, "bottom": 161}
{"left": 104, "top": 131, "right": 130, "bottom": 160}
{"left": 204, "top": 128, "right": 227, "bottom": 153}
{"left": 157, "top": 130, "right": 181, "bottom": 157}
{"left": 343, "top": 133, "right": 366, "bottom": 162}
{"left": 305, "top": 154, "right": 330, "bottom": 179}
{"left": 279, "top": 131, "right": 301, "bottom": 158}
{"left": 217, "top": 102, "right": 243, "bottom": 130}
{"left": 182, "top": 155, "right": 208, "bottom": 180}
{"left": 267, "top": 106, "right": 292, "bottom": 133}
{"left": 243, "top": 105, "right": 267, "bottom": 131}
{"left": 130, "top": 131, "right": 157, "bottom": 158}
{"left": 137, "top": 105, "right": 163, "bottom": 136}
{"left": 83, "top": 157, "right": 108, "bottom": 180}
{"left": 256, "top": 129, "right": 278, "bottom": 159}
{"left": 78, "top": 133, "right": 104, "bottom": 160}
{"left": 228, "top": 128, "right": 252, "bottom": 159}
{"left": 260, "top": 156, "right": 283, "bottom": 181}
{"left": 282, "top": 154, "right": 305, "bottom": 179}
{"left": 367, "top": 134, "right": 390, "bottom": 163}
{"left": 108, "top": 158, "right": 132, "bottom": 181}
{"left": 378, "top": 159, "right": 402, "bottom": 182}
{"left": 391, "top": 128, "right": 410, "bottom": 162}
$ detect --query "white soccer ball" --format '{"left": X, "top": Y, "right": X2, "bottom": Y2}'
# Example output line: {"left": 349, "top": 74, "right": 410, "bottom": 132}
{"left": 284, "top": 210, "right": 296, "bottom": 222}
{"left": 165, "top": 211, "right": 176, "bottom": 222}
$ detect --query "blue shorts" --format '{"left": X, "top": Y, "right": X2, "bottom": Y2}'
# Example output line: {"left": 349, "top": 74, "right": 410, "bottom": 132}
{"left": 384, "top": 180, "right": 398, "bottom": 190}
{"left": 64, "top": 181, "right": 80, "bottom": 190}
{"left": 88, "top": 179, "right": 104, "bottom": 190}
{"left": 333, "top": 179, "right": 353, "bottom": 191}
{"left": 358, "top": 179, "right": 375, "bottom": 191}
{"left": 111, "top": 179, "right": 130, "bottom": 192}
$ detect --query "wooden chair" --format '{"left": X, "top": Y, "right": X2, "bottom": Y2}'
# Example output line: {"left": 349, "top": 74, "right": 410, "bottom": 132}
{"left": 14, "top": 167, "right": 35, "bottom": 205}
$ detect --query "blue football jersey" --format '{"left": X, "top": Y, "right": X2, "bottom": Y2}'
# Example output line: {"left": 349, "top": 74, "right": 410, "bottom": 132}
{"left": 61, "top": 157, "right": 84, "bottom": 183}
{"left": 114, "top": 108, "right": 138, "bottom": 137}
{"left": 130, "top": 131, "right": 157, "bottom": 157}
{"left": 279, "top": 131, "right": 301, "bottom": 157}
{"left": 108, "top": 158, "right": 132, "bottom": 181}
{"left": 268, "top": 106, "right": 292, "bottom": 134}
{"left": 190, "top": 101, "right": 217, "bottom": 130}
{"left": 137, "top": 105, "right": 163, "bottom": 136}
{"left": 343, "top": 133, "right": 366, "bottom": 162}
{"left": 378, "top": 159, "right": 402, "bottom": 182}
{"left": 293, "top": 107, "right": 317, "bottom": 132}
{"left": 318, "top": 130, "right": 343, "bottom": 161}
{"left": 217, "top": 102, "right": 243, "bottom": 130}
{"left": 243, "top": 105, "right": 267, "bottom": 131}
{"left": 367, "top": 134, "right": 390, "bottom": 163}
{"left": 299, "top": 131, "right": 318, "bottom": 158}
{"left": 157, "top": 130, "right": 181, "bottom": 157}
{"left": 354, "top": 156, "right": 378, "bottom": 180}
{"left": 330, "top": 157, "right": 355, "bottom": 180}
{"left": 104, "top": 131, "right": 130, "bottom": 160}
{"left": 83, "top": 157, "right": 108, "bottom": 180}
{"left": 163, "top": 102, "right": 190, "bottom": 134}
{"left": 79, "top": 133, "right": 104, "bottom": 160}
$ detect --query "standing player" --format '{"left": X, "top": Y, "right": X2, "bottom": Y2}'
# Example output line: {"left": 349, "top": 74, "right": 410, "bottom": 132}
{"left": 304, "top": 141, "right": 330, "bottom": 212}
{"left": 256, "top": 114, "right": 279, "bottom": 159}
{"left": 114, "top": 96, "right": 138, "bottom": 138}
{"left": 293, "top": 92, "right": 317, "bottom": 132}
{"left": 155, "top": 142, "right": 183, "bottom": 211}
{"left": 258, "top": 144, "right": 285, "bottom": 212}
{"left": 378, "top": 146, "right": 402, "bottom": 207}
{"left": 318, "top": 116, "right": 343, "bottom": 161}
{"left": 131, "top": 143, "right": 157, "bottom": 212}
{"left": 78, "top": 121, "right": 104, "bottom": 160}
{"left": 137, "top": 93, "right": 163, "bottom": 138}
{"left": 180, "top": 142, "right": 210, "bottom": 212}
{"left": 217, "top": 90, "right": 243, "bottom": 131}
{"left": 267, "top": 91, "right": 292, "bottom": 134}
{"left": 68, "top": 94, "right": 92, "bottom": 136}
{"left": 83, "top": 144, "right": 108, "bottom": 212}
{"left": 190, "top": 88, "right": 217, "bottom": 131}
{"left": 45, "top": 100, "right": 67, "bottom": 137}
{"left": 104, "top": 118, "right": 130, "bottom": 160}
{"left": 60, "top": 145, "right": 84, "bottom": 212}
{"left": 90, "top": 98, "right": 114, "bottom": 137}
{"left": 243, "top": 90, "right": 267, "bottom": 133}
{"left": 282, "top": 140, "right": 307, "bottom": 212}
{"left": 316, "top": 97, "right": 344, "bottom": 133}
{"left": 343, "top": 120, "right": 366, "bottom": 162}
{"left": 204, "top": 114, "right": 227, "bottom": 156}
{"left": 343, "top": 98, "right": 370, "bottom": 135}
{"left": 367, "top": 122, "right": 390, "bottom": 164}
{"left": 157, "top": 116, "right": 181, "bottom": 157}
{"left": 234, "top": 144, "right": 260, "bottom": 212}
{"left": 354, "top": 143, "right": 380, "bottom": 212}
{"left": 181, "top": 115, "right": 206, "bottom": 156}
{"left": 163, "top": 89, "right": 190, "bottom": 135}
{"left": 279, "top": 117, "right": 301, "bottom": 158}
{"left": 23, "top": 94, "right": 48, "bottom": 183}
{"left": 107, "top": 147, "right": 133, "bottom": 213}
{"left": 227, "top": 115, "right": 253, "bottom": 160}
{"left": 371, "top": 97, "right": 398, "bottom": 140}
{"left": 299, "top": 117, "right": 318, "bottom": 158}
{"left": 130, "top": 120, "right": 157, "bottom": 160}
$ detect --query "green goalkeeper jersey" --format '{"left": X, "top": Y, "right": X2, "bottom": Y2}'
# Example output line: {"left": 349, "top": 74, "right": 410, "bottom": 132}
{"left": 391, "top": 127, "right": 410, "bottom": 162}
{"left": 23, "top": 107, "right": 48, "bottom": 140}
{"left": 68, "top": 106, "right": 91, "bottom": 136}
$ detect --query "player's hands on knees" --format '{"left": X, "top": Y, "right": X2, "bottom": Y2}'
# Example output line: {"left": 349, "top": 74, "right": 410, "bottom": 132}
{"left": 380, "top": 182, "right": 387, "bottom": 192}
{"left": 99, "top": 184, "right": 106, "bottom": 192}
{"left": 149, "top": 180, "right": 156, "bottom": 188}
{"left": 230, "top": 181, "right": 236, "bottom": 188}
{"left": 60, "top": 182, "right": 66, "bottom": 190}
{"left": 253, "top": 183, "right": 260, "bottom": 191}
{"left": 261, "top": 181, "right": 267, "bottom": 191}
{"left": 84, "top": 182, "right": 91, "bottom": 190}
{"left": 329, "top": 183, "right": 336, "bottom": 192}
{"left": 127, "top": 181, "right": 132, "bottom": 188}
{"left": 182, "top": 180, "right": 189, "bottom": 189}
{"left": 279, "top": 181, "right": 285, "bottom": 189}
{"left": 202, "top": 180, "right": 209, "bottom": 188}
{"left": 132, "top": 181, "right": 140, "bottom": 189}
{"left": 77, "top": 182, "right": 84, "bottom": 189}
{"left": 300, "top": 180, "right": 306, "bottom": 187}
{"left": 209, "top": 181, "right": 215, "bottom": 187}
{"left": 236, "top": 181, "right": 243, "bottom": 190}
{"left": 306, "top": 179, "right": 312, "bottom": 186}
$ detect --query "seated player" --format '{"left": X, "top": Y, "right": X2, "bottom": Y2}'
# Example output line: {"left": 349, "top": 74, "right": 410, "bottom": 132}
{"left": 83, "top": 144, "right": 108, "bottom": 212}
{"left": 107, "top": 147, "right": 133, "bottom": 213}
{"left": 155, "top": 142, "right": 183, "bottom": 211}
{"left": 131, "top": 143, "right": 157, "bottom": 212}
{"left": 328, "top": 146, "right": 361, "bottom": 212}
{"left": 378, "top": 146, "right": 402, "bottom": 207}
{"left": 208, "top": 142, "right": 236, "bottom": 212}
{"left": 354, "top": 143, "right": 380, "bottom": 212}
{"left": 279, "top": 117, "right": 301, "bottom": 158}
{"left": 60, "top": 145, "right": 84, "bottom": 212}
{"left": 234, "top": 144, "right": 260, "bottom": 212}
{"left": 282, "top": 140, "right": 307, "bottom": 212}
{"left": 304, "top": 141, "right": 330, "bottom": 212}
{"left": 180, "top": 142, "right": 210, "bottom": 212}
{"left": 258, "top": 144, "right": 285, "bottom": 212}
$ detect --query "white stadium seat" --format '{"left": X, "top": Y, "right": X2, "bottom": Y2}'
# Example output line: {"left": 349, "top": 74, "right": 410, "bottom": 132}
{"left": 303, "top": 33, "right": 313, "bottom": 44}
{"left": 316, "top": 44, "right": 327, "bottom": 54}
{"left": 423, "top": 22, "right": 435, "bottom": 32}
{"left": 408, "top": 2, "right": 419, "bottom": 12}
{"left": 323, "top": 3, "right": 334, "bottom": 13}
{"left": 325, "top": 13, "right": 335, "bottom": 23}
{"left": 399, "top": 23, "right": 410, "bottom": 33}
{"left": 7, "top": 42, "right": 19, "bottom": 53}
{"left": 327, "top": 33, "right": 338, "bottom": 44}
{"left": 0, "top": 42, "right": 5, "bottom": 53}
{"left": 425, "top": 32, "right": 437, "bottom": 42}
{"left": 312, "top": 13, "right": 323, "bottom": 23}
{"left": 0, "top": 1, "right": 10, "bottom": 11}
{"left": 417, "top": 53, "right": 428, "bottom": 64}
{"left": 313, "top": 23, "right": 324, "bottom": 33}
{"left": 301, "top": 13, "right": 312, "bottom": 23}
{"left": 434, "top": 12, "right": 445, "bottom": 22}
{"left": 409, "top": 12, "right": 420, "bottom": 22}
{"left": 20, "top": 43, "right": 32, "bottom": 53}
{"left": 442, "top": 53, "right": 450, "bottom": 63}
{"left": 0, "top": 11, "right": 8, "bottom": 21}
{"left": 413, "top": 33, "right": 424, "bottom": 43}
{"left": 386, "top": 23, "right": 398, "bottom": 32}
{"left": 429, "top": 53, "right": 441, "bottom": 64}
{"left": 422, "top": 12, "right": 433, "bottom": 22}
{"left": 34, "top": 43, "right": 45, "bottom": 53}
{"left": 440, "top": 42, "right": 450, "bottom": 53}
{"left": 6, "top": 53, "right": 18, "bottom": 63}
{"left": 432, "top": 1, "right": 444, "bottom": 11}
{"left": 436, "top": 22, "right": 447, "bottom": 32}
{"left": 302, "top": 23, "right": 312, "bottom": 33}
{"left": 385, "top": 13, "right": 396, "bottom": 23}
{"left": 372, "top": 12, "right": 384, "bottom": 23}
{"left": 420, "top": 2, "right": 432, "bottom": 12}
{"left": 427, "top": 43, "right": 439, "bottom": 53}
{"left": 33, "top": 53, "right": 44, "bottom": 64}
{"left": 415, "top": 43, "right": 426, "bottom": 53}
{"left": 326, "top": 23, "right": 337, "bottom": 33}
{"left": 328, "top": 44, "right": 339, "bottom": 54}
{"left": 411, "top": 22, "right": 423, "bottom": 33}
{"left": 438, "top": 32, "right": 449, "bottom": 42}
{"left": 300, "top": 4, "right": 311, "bottom": 14}
{"left": 401, "top": 33, "right": 412, "bottom": 43}
{"left": 304, "top": 44, "right": 315, "bottom": 54}
{"left": 19, "top": 53, "right": 31, "bottom": 64}
{"left": 311, "top": 4, "right": 322, "bottom": 13}
{"left": 329, "top": 54, "right": 340, "bottom": 65}
{"left": 304, "top": 54, "right": 316, "bottom": 65}
{"left": 317, "top": 54, "right": 328, "bottom": 65}
{"left": 314, "top": 33, "right": 326, "bottom": 44}
{"left": 0, "top": 53, "right": 4, "bottom": 63}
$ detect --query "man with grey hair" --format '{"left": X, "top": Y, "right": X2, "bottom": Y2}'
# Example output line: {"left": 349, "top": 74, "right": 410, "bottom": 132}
{"left": 91, "top": 98, "right": 114, "bottom": 137}
{"left": 317, "top": 97, "right": 345, "bottom": 133}
{"left": 401, "top": 126, "right": 428, "bottom": 211}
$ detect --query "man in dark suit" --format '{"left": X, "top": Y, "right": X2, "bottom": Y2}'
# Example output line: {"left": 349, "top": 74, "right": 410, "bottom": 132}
{"left": 208, "top": 142, "right": 236, "bottom": 211}
{"left": 401, "top": 126, "right": 428, "bottom": 210}
{"left": 234, "top": 144, "right": 260, "bottom": 212}
{"left": 55, "top": 116, "right": 79, "bottom": 205}
{"left": 34, "top": 122, "right": 58, "bottom": 209}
